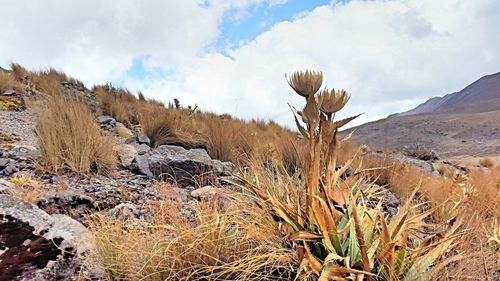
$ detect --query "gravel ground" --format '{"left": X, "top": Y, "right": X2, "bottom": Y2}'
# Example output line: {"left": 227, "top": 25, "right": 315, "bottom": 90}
{"left": 0, "top": 108, "right": 37, "bottom": 147}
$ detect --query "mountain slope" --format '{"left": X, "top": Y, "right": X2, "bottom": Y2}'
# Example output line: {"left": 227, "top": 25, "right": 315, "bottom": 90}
{"left": 347, "top": 72, "right": 500, "bottom": 157}
{"left": 397, "top": 72, "right": 500, "bottom": 116}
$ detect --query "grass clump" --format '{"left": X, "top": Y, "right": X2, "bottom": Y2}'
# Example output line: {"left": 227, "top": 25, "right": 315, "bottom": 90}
{"left": 140, "top": 105, "right": 201, "bottom": 148}
{"left": 0, "top": 71, "right": 24, "bottom": 93}
{"left": 479, "top": 157, "right": 495, "bottom": 168}
{"left": 89, "top": 197, "right": 293, "bottom": 281}
{"left": 35, "top": 95, "right": 116, "bottom": 173}
{"left": 95, "top": 85, "right": 141, "bottom": 125}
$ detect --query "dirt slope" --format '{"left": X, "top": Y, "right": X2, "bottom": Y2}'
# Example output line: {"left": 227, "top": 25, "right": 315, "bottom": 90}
{"left": 347, "top": 72, "right": 500, "bottom": 157}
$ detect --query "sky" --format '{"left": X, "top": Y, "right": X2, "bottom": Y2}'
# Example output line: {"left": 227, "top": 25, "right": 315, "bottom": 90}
{"left": 1, "top": 0, "right": 500, "bottom": 128}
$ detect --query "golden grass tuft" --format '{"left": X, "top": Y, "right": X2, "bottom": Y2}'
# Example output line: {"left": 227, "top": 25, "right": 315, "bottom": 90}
{"left": 95, "top": 85, "right": 140, "bottom": 124}
{"left": 35, "top": 95, "right": 116, "bottom": 173}
{"left": 88, "top": 196, "right": 294, "bottom": 281}
{"left": 479, "top": 157, "right": 495, "bottom": 168}
{"left": 0, "top": 71, "right": 24, "bottom": 93}
{"left": 140, "top": 105, "right": 201, "bottom": 148}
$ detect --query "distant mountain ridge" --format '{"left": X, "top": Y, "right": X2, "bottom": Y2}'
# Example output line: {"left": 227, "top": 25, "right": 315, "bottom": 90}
{"left": 347, "top": 72, "right": 500, "bottom": 157}
{"left": 394, "top": 72, "right": 500, "bottom": 117}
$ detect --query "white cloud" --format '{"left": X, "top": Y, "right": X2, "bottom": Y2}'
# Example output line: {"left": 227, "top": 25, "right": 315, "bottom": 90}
{"left": 128, "top": 0, "right": 500, "bottom": 127}
{"left": 2, "top": 0, "right": 500, "bottom": 128}
{"left": 269, "top": 0, "right": 288, "bottom": 7}
{"left": 0, "top": 0, "right": 266, "bottom": 83}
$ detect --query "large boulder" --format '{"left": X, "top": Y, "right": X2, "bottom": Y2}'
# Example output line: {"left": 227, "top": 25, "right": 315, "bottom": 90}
{"left": 131, "top": 145, "right": 233, "bottom": 187}
{"left": 0, "top": 194, "right": 91, "bottom": 280}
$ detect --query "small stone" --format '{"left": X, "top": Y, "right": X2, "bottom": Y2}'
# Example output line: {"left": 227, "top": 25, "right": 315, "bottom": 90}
{"left": 114, "top": 144, "right": 138, "bottom": 168}
{"left": 134, "top": 143, "right": 151, "bottom": 155}
{"left": 130, "top": 155, "right": 153, "bottom": 178}
{"left": 190, "top": 185, "right": 221, "bottom": 199}
{"left": 116, "top": 123, "right": 133, "bottom": 138}
{"left": 0, "top": 179, "right": 15, "bottom": 194}
{"left": 108, "top": 203, "right": 144, "bottom": 220}
{"left": 11, "top": 145, "right": 40, "bottom": 161}
{"left": 2, "top": 90, "right": 17, "bottom": 96}
{"left": 0, "top": 158, "right": 10, "bottom": 168}
{"left": 96, "top": 115, "right": 116, "bottom": 125}
{"left": 137, "top": 134, "right": 151, "bottom": 146}
{"left": 3, "top": 164, "right": 19, "bottom": 175}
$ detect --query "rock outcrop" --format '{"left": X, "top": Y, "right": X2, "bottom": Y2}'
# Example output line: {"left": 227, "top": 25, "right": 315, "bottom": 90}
{"left": 0, "top": 194, "right": 91, "bottom": 281}
{"left": 130, "top": 145, "right": 233, "bottom": 187}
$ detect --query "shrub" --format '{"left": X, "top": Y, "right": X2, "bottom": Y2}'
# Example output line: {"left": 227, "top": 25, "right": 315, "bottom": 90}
{"left": 35, "top": 95, "right": 116, "bottom": 173}
{"left": 479, "top": 157, "right": 495, "bottom": 168}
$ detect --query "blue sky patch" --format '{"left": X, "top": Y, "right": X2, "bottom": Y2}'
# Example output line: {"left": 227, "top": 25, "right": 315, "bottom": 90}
{"left": 216, "top": 0, "right": 332, "bottom": 54}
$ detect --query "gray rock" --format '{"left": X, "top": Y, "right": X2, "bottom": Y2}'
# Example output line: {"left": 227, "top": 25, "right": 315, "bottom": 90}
{"left": 1, "top": 90, "right": 17, "bottom": 96}
{"left": 190, "top": 185, "right": 221, "bottom": 199}
{"left": 0, "top": 194, "right": 89, "bottom": 280}
{"left": 2, "top": 164, "right": 19, "bottom": 176}
{"left": 137, "top": 134, "right": 151, "bottom": 146}
{"left": 115, "top": 144, "right": 138, "bottom": 168}
{"left": 0, "top": 179, "right": 15, "bottom": 194}
{"left": 148, "top": 145, "right": 220, "bottom": 187}
{"left": 108, "top": 203, "right": 144, "bottom": 220}
{"left": 116, "top": 122, "right": 134, "bottom": 137}
{"left": 212, "top": 160, "right": 234, "bottom": 176}
{"left": 11, "top": 144, "right": 40, "bottom": 161}
{"left": 134, "top": 143, "right": 151, "bottom": 155}
{"left": 379, "top": 188, "right": 400, "bottom": 219}
{"left": 45, "top": 214, "right": 92, "bottom": 254}
{"left": 129, "top": 145, "right": 235, "bottom": 187}
{"left": 130, "top": 154, "right": 153, "bottom": 178}
{"left": 390, "top": 153, "right": 434, "bottom": 173}
{"left": 96, "top": 115, "right": 116, "bottom": 125}
{"left": 37, "top": 189, "right": 95, "bottom": 216}
{"left": 0, "top": 157, "right": 10, "bottom": 168}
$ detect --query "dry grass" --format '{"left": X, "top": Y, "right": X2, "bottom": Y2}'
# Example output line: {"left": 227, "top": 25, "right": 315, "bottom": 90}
{"left": 88, "top": 196, "right": 294, "bottom": 281}
{"left": 7, "top": 174, "right": 68, "bottom": 203}
{"left": 95, "top": 85, "right": 140, "bottom": 125}
{"left": 140, "top": 104, "right": 201, "bottom": 148}
{"left": 479, "top": 157, "right": 495, "bottom": 168}
{"left": 35, "top": 95, "right": 116, "bottom": 173}
{"left": 9, "top": 63, "right": 29, "bottom": 81}
{"left": 356, "top": 154, "right": 500, "bottom": 279}
{"left": 236, "top": 70, "right": 463, "bottom": 280}
{"left": 0, "top": 71, "right": 24, "bottom": 93}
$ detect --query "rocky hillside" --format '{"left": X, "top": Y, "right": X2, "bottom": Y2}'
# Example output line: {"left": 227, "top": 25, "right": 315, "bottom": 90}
{"left": 395, "top": 72, "right": 500, "bottom": 116}
{"left": 0, "top": 67, "right": 237, "bottom": 280}
{"left": 347, "top": 72, "right": 500, "bottom": 157}
{"left": 0, "top": 66, "right": 498, "bottom": 280}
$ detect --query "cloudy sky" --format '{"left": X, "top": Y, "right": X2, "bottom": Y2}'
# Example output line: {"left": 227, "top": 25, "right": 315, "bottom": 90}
{"left": 2, "top": 0, "right": 500, "bottom": 127}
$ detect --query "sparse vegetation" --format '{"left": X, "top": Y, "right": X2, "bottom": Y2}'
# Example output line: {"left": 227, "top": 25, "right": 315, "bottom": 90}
{"left": 479, "top": 157, "right": 495, "bottom": 168}
{"left": 237, "top": 70, "right": 462, "bottom": 280}
{"left": 89, "top": 196, "right": 293, "bottom": 281}
{"left": 2, "top": 63, "right": 499, "bottom": 280}
{"left": 0, "top": 71, "right": 24, "bottom": 93}
{"left": 35, "top": 95, "right": 116, "bottom": 173}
